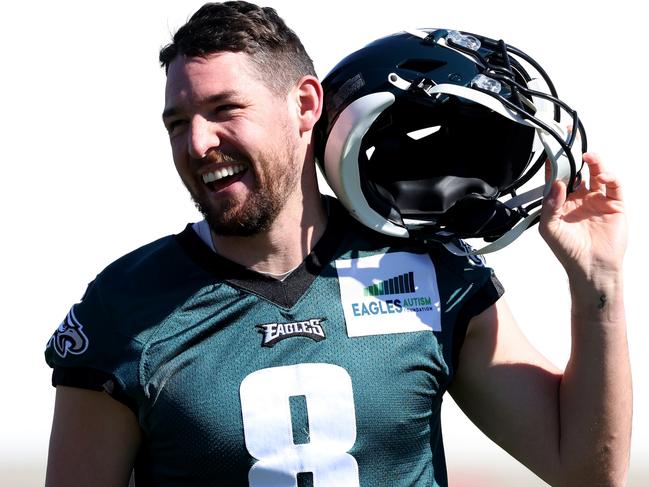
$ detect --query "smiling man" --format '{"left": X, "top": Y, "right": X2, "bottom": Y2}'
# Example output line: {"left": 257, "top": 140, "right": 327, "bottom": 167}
{"left": 45, "top": 2, "right": 631, "bottom": 486}
{"left": 162, "top": 51, "right": 313, "bottom": 240}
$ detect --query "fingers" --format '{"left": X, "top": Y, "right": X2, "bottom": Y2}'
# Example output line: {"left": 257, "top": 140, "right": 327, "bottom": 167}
{"left": 582, "top": 152, "right": 624, "bottom": 201}
{"left": 544, "top": 151, "right": 623, "bottom": 204}
{"left": 597, "top": 172, "right": 624, "bottom": 202}
{"left": 584, "top": 152, "right": 605, "bottom": 192}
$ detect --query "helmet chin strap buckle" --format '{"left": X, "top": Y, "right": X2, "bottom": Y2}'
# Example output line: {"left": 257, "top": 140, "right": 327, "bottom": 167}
{"left": 388, "top": 73, "right": 439, "bottom": 97}
{"left": 388, "top": 72, "right": 438, "bottom": 96}
{"left": 408, "top": 77, "right": 438, "bottom": 96}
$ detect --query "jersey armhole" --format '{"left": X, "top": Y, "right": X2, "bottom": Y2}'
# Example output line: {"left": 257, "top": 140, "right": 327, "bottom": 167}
{"left": 52, "top": 366, "right": 138, "bottom": 414}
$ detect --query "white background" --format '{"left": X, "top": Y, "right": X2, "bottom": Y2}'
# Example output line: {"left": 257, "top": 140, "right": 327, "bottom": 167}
{"left": 1, "top": 1, "right": 647, "bottom": 485}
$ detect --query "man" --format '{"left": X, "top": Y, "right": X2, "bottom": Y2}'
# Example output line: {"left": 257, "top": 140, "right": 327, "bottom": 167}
{"left": 45, "top": 2, "right": 631, "bottom": 486}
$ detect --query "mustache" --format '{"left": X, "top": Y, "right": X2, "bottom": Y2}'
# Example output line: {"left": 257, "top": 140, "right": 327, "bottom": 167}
{"left": 193, "top": 149, "right": 248, "bottom": 167}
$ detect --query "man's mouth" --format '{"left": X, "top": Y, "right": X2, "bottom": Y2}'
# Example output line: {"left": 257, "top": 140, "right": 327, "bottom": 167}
{"left": 201, "top": 164, "right": 247, "bottom": 191}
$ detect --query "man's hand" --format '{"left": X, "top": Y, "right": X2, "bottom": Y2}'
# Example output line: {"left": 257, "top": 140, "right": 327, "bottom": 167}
{"left": 453, "top": 152, "right": 631, "bottom": 486}
{"left": 539, "top": 152, "right": 627, "bottom": 282}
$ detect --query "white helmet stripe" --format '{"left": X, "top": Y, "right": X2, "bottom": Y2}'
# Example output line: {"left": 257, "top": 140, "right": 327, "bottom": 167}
{"left": 323, "top": 92, "right": 409, "bottom": 237}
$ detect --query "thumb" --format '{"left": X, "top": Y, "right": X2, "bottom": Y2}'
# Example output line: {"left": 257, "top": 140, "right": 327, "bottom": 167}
{"left": 540, "top": 180, "right": 566, "bottom": 226}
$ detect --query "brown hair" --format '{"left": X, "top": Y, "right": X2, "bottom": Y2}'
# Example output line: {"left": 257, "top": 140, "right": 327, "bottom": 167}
{"left": 159, "top": 1, "right": 316, "bottom": 94}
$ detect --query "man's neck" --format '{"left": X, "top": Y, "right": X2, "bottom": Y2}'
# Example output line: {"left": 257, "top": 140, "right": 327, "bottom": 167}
{"left": 210, "top": 192, "right": 328, "bottom": 276}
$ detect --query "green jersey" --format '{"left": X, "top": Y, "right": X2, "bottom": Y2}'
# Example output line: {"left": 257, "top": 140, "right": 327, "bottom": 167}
{"left": 46, "top": 200, "right": 503, "bottom": 486}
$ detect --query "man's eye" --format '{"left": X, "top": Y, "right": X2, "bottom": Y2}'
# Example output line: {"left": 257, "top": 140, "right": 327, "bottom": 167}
{"left": 215, "top": 104, "right": 240, "bottom": 115}
{"left": 166, "top": 120, "right": 187, "bottom": 136}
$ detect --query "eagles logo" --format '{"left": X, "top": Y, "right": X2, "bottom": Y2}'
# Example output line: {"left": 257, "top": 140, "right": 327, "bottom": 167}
{"left": 257, "top": 318, "right": 326, "bottom": 348}
{"left": 47, "top": 307, "right": 90, "bottom": 358}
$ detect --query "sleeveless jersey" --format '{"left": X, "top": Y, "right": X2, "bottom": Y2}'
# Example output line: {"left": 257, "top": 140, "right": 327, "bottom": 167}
{"left": 45, "top": 201, "right": 503, "bottom": 486}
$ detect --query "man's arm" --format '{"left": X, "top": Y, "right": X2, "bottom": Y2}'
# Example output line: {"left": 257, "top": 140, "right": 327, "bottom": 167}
{"left": 450, "top": 153, "right": 632, "bottom": 486}
{"left": 46, "top": 386, "right": 141, "bottom": 487}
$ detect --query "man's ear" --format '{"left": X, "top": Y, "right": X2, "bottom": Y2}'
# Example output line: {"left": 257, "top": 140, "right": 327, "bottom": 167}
{"left": 293, "top": 75, "right": 323, "bottom": 133}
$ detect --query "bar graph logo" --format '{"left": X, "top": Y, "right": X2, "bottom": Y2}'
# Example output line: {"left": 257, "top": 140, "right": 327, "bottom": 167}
{"left": 363, "top": 271, "right": 416, "bottom": 297}
{"left": 336, "top": 252, "right": 442, "bottom": 335}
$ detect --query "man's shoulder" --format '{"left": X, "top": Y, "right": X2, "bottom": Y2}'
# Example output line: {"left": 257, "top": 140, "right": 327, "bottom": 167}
{"left": 44, "top": 227, "right": 200, "bottom": 407}
{"left": 89, "top": 224, "right": 209, "bottom": 304}
{"left": 59, "top": 224, "right": 212, "bottom": 345}
{"left": 99, "top": 225, "right": 193, "bottom": 278}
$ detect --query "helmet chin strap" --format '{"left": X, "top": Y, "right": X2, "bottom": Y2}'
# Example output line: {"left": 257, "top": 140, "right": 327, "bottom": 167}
{"left": 442, "top": 210, "right": 541, "bottom": 256}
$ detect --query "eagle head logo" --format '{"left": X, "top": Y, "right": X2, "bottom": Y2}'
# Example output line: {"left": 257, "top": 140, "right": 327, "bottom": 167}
{"left": 47, "top": 308, "right": 89, "bottom": 358}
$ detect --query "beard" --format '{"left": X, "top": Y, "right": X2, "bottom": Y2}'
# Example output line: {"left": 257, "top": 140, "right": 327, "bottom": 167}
{"left": 187, "top": 137, "right": 301, "bottom": 237}
{"left": 193, "top": 181, "right": 284, "bottom": 237}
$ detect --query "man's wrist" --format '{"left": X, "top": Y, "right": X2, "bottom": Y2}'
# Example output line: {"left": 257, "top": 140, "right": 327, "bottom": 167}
{"left": 568, "top": 270, "right": 625, "bottom": 325}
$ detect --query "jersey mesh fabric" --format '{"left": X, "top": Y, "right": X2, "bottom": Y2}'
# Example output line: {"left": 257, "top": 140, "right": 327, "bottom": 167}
{"left": 45, "top": 199, "right": 503, "bottom": 486}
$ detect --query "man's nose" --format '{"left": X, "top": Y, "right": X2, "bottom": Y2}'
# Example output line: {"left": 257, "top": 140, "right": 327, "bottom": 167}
{"left": 187, "top": 116, "right": 220, "bottom": 159}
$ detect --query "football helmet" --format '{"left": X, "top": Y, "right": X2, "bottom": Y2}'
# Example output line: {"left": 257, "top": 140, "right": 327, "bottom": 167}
{"left": 315, "top": 29, "right": 586, "bottom": 254}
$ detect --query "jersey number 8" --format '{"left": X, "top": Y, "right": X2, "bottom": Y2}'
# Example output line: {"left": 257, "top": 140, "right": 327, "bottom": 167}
{"left": 240, "top": 363, "right": 361, "bottom": 486}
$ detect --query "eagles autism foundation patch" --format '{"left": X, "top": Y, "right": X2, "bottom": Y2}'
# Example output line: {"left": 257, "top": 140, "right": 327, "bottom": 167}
{"left": 335, "top": 252, "right": 441, "bottom": 337}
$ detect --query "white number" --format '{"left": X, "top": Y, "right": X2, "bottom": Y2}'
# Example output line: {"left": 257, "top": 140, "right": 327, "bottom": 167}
{"left": 240, "top": 363, "right": 360, "bottom": 487}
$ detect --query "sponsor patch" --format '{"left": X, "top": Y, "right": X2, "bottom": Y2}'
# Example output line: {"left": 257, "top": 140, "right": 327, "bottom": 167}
{"left": 257, "top": 318, "right": 326, "bottom": 348}
{"left": 335, "top": 252, "right": 441, "bottom": 337}
{"left": 47, "top": 306, "right": 90, "bottom": 358}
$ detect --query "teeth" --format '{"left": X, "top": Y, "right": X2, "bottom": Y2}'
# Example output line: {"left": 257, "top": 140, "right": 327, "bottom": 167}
{"left": 202, "top": 165, "right": 246, "bottom": 184}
